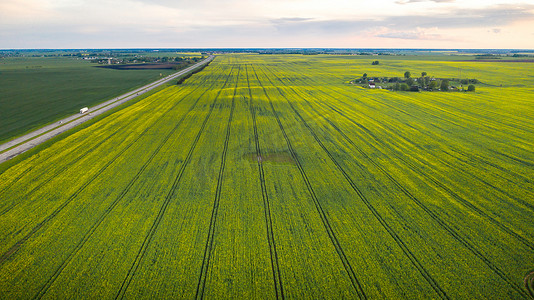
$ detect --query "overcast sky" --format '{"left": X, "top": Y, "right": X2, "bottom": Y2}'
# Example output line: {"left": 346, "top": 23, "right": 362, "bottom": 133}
{"left": 1, "top": 0, "right": 534, "bottom": 49}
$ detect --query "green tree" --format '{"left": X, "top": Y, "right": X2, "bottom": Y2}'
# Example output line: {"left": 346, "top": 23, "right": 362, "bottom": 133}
{"left": 404, "top": 71, "right": 411, "bottom": 79}
{"left": 467, "top": 84, "right": 475, "bottom": 92}
{"left": 400, "top": 83, "right": 409, "bottom": 91}
{"left": 441, "top": 79, "right": 450, "bottom": 91}
{"left": 429, "top": 81, "right": 437, "bottom": 90}
{"left": 394, "top": 82, "right": 400, "bottom": 91}
{"left": 363, "top": 73, "right": 367, "bottom": 78}
{"left": 406, "top": 78, "right": 414, "bottom": 86}
{"left": 421, "top": 72, "right": 427, "bottom": 77}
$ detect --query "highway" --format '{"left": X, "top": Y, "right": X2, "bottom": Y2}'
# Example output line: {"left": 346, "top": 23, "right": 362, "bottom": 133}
{"left": 0, "top": 55, "right": 215, "bottom": 163}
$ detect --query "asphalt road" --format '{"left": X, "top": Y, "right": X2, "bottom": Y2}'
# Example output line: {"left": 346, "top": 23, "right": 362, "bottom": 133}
{"left": 0, "top": 55, "right": 215, "bottom": 163}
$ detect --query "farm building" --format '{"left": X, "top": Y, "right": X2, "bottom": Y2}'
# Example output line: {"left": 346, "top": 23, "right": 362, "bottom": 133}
{"left": 369, "top": 82, "right": 376, "bottom": 88}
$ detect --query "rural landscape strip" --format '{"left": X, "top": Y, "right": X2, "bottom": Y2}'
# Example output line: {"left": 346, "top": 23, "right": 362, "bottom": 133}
{"left": 195, "top": 66, "right": 240, "bottom": 300}
{"left": 251, "top": 65, "right": 368, "bottom": 300}
{"left": 31, "top": 66, "right": 225, "bottom": 299}
{"left": 257, "top": 65, "right": 449, "bottom": 299}
{"left": 114, "top": 65, "right": 235, "bottom": 299}
{"left": 266, "top": 65, "right": 530, "bottom": 298}
{"left": 0, "top": 55, "right": 215, "bottom": 163}
{"left": 245, "top": 64, "right": 285, "bottom": 300}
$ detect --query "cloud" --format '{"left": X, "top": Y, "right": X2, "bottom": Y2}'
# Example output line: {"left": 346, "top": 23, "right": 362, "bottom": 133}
{"left": 381, "top": 4, "right": 534, "bottom": 29}
{"left": 396, "top": 0, "right": 454, "bottom": 4}
{"left": 267, "top": 4, "right": 534, "bottom": 36}
{"left": 1, "top": 1, "right": 534, "bottom": 48}
{"left": 272, "top": 17, "right": 314, "bottom": 23}
{"left": 375, "top": 27, "right": 446, "bottom": 40}
{"left": 0, "top": 0, "right": 58, "bottom": 23}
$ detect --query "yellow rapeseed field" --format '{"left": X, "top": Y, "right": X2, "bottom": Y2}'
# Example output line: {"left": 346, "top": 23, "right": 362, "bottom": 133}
{"left": 0, "top": 54, "right": 532, "bottom": 299}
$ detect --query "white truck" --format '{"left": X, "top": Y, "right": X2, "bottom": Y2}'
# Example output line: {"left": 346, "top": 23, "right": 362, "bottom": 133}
{"left": 80, "top": 107, "right": 89, "bottom": 114}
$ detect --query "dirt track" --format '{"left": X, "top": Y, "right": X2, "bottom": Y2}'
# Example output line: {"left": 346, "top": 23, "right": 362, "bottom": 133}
{"left": 0, "top": 55, "right": 215, "bottom": 164}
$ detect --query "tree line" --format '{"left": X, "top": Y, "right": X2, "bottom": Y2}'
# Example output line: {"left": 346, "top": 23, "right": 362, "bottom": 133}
{"left": 354, "top": 70, "right": 476, "bottom": 92}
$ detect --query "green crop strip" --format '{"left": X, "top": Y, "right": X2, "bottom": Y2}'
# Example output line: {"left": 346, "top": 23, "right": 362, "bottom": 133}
{"left": 115, "top": 65, "right": 235, "bottom": 299}
{"left": 251, "top": 64, "right": 368, "bottom": 299}
{"left": 245, "top": 64, "right": 285, "bottom": 300}
{"left": 195, "top": 66, "right": 241, "bottom": 300}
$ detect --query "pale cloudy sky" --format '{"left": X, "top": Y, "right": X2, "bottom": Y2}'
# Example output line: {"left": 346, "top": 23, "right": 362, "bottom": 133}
{"left": 1, "top": 0, "right": 534, "bottom": 49}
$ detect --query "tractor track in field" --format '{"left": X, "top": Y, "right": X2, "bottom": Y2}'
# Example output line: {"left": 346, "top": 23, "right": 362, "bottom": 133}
{"left": 364, "top": 95, "right": 533, "bottom": 186}
{"left": 251, "top": 65, "right": 368, "bottom": 300}
{"left": 32, "top": 66, "right": 228, "bottom": 300}
{"left": 351, "top": 91, "right": 533, "bottom": 181}
{"left": 259, "top": 65, "right": 450, "bottom": 299}
{"left": 488, "top": 149, "right": 534, "bottom": 168}
{"left": 115, "top": 66, "right": 235, "bottom": 300}
{"left": 278, "top": 67, "right": 534, "bottom": 251}
{"left": 444, "top": 147, "right": 532, "bottom": 188}
{"left": 323, "top": 94, "right": 533, "bottom": 212}
{"left": 195, "top": 66, "right": 240, "bottom": 299}
{"left": 245, "top": 65, "right": 285, "bottom": 300}
{"left": 436, "top": 149, "right": 534, "bottom": 213}
{"left": 268, "top": 72, "right": 530, "bottom": 298}
{"left": 0, "top": 65, "right": 221, "bottom": 267}
{"left": 0, "top": 84, "right": 205, "bottom": 217}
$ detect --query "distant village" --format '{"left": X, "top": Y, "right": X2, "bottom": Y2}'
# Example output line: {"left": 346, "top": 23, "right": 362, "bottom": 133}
{"left": 86, "top": 55, "right": 202, "bottom": 65}
{"left": 352, "top": 63, "right": 478, "bottom": 92}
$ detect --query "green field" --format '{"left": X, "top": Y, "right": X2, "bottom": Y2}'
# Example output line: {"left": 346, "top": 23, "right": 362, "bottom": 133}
{"left": 0, "top": 54, "right": 533, "bottom": 299}
{"left": 0, "top": 56, "right": 178, "bottom": 144}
